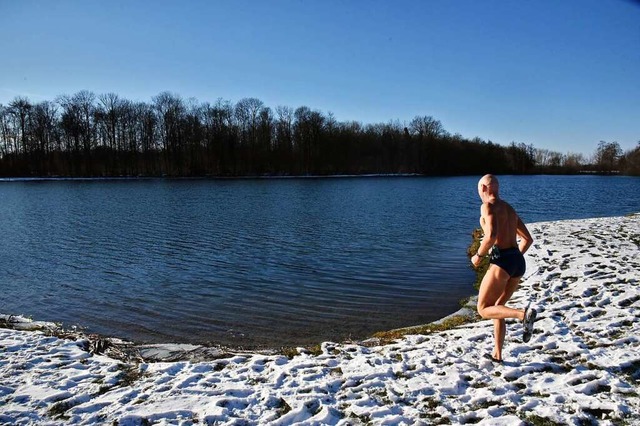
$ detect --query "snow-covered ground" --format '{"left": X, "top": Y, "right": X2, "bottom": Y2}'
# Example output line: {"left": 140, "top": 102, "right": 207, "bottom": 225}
{"left": 1, "top": 214, "right": 639, "bottom": 425}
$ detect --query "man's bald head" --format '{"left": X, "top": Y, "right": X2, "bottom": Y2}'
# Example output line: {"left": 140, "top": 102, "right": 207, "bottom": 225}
{"left": 479, "top": 174, "right": 499, "bottom": 188}
{"left": 478, "top": 174, "right": 499, "bottom": 199}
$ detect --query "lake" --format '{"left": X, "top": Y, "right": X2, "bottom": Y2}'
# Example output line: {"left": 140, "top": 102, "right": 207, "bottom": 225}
{"left": 1, "top": 175, "right": 638, "bottom": 348}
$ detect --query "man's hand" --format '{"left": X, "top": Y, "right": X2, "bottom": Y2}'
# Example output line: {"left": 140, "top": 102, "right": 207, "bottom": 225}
{"left": 471, "top": 253, "right": 482, "bottom": 269}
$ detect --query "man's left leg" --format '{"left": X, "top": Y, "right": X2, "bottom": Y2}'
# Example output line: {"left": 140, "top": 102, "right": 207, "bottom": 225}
{"left": 491, "top": 277, "right": 522, "bottom": 360}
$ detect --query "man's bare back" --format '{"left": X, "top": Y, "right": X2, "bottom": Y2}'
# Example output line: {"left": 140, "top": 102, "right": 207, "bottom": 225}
{"left": 473, "top": 175, "right": 532, "bottom": 263}
{"left": 480, "top": 199, "right": 519, "bottom": 250}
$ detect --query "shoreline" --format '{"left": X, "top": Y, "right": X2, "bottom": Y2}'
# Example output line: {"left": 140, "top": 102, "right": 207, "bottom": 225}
{"left": 0, "top": 173, "right": 425, "bottom": 183}
{"left": 0, "top": 293, "right": 481, "bottom": 363}
{"left": 0, "top": 294, "right": 480, "bottom": 363}
{"left": 1, "top": 213, "right": 639, "bottom": 425}
{"left": 0, "top": 231, "right": 481, "bottom": 359}
{"left": 1, "top": 173, "right": 636, "bottom": 185}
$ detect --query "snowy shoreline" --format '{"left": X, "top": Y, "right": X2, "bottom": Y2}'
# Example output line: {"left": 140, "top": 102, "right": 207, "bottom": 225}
{"left": 1, "top": 214, "right": 639, "bottom": 425}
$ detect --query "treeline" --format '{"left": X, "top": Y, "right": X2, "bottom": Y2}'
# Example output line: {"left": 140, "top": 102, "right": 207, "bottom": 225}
{"left": 0, "top": 91, "right": 638, "bottom": 177}
{"left": 534, "top": 140, "right": 640, "bottom": 175}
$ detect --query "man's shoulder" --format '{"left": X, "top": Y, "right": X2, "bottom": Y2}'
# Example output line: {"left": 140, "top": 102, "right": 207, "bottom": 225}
{"left": 500, "top": 200, "right": 520, "bottom": 219}
{"left": 494, "top": 198, "right": 515, "bottom": 211}
{"left": 482, "top": 199, "right": 501, "bottom": 211}
{"left": 484, "top": 199, "right": 517, "bottom": 216}
{"left": 502, "top": 200, "right": 517, "bottom": 213}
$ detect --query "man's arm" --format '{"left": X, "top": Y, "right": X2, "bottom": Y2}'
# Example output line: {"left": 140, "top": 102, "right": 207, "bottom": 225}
{"left": 516, "top": 215, "right": 533, "bottom": 254}
{"left": 477, "top": 203, "right": 497, "bottom": 256}
{"left": 471, "top": 203, "right": 497, "bottom": 267}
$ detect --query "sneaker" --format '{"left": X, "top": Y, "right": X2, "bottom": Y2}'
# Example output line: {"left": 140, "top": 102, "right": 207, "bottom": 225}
{"left": 522, "top": 304, "right": 537, "bottom": 343}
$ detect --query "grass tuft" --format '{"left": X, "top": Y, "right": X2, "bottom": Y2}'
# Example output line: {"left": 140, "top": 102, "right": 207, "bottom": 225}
{"left": 372, "top": 314, "right": 472, "bottom": 342}
{"left": 523, "top": 414, "right": 565, "bottom": 426}
{"left": 467, "top": 228, "right": 490, "bottom": 290}
{"left": 47, "top": 400, "right": 73, "bottom": 419}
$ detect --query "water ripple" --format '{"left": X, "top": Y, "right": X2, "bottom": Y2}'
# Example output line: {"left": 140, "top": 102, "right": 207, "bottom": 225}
{"left": 2, "top": 176, "right": 638, "bottom": 347}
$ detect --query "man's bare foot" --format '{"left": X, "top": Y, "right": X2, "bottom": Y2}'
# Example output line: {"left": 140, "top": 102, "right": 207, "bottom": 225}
{"left": 483, "top": 353, "right": 503, "bottom": 363}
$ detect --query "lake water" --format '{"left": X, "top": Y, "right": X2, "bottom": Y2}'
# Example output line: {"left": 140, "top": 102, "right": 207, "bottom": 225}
{"left": 1, "top": 175, "right": 639, "bottom": 348}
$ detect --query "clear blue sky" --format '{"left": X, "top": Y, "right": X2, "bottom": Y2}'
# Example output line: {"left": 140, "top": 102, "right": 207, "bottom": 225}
{"left": 1, "top": 0, "right": 638, "bottom": 156}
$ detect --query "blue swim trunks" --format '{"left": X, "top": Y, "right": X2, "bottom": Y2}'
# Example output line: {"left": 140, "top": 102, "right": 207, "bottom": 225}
{"left": 490, "top": 247, "right": 526, "bottom": 278}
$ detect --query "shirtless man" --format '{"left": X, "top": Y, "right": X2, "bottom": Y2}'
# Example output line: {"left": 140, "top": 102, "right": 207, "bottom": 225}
{"left": 471, "top": 174, "right": 536, "bottom": 363}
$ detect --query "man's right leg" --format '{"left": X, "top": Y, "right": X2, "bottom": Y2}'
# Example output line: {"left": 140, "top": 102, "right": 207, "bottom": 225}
{"left": 477, "top": 266, "right": 525, "bottom": 321}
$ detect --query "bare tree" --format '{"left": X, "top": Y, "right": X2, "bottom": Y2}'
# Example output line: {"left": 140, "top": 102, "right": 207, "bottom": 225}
{"left": 56, "top": 91, "right": 97, "bottom": 174}
{"left": 0, "top": 103, "right": 18, "bottom": 158}
{"left": 409, "top": 115, "right": 444, "bottom": 139}
{"left": 562, "top": 152, "right": 584, "bottom": 172}
{"left": 235, "top": 98, "right": 265, "bottom": 173}
{"left": 153, "top": 92, "right": 185, "bottom": 175}
{"left": 30, "top": 101, "right": 59, "bottom": 174}
{"left": 8, "top": 97, "right": 32, "bottom": 156}
{"left": 98, "top": 93, "right": 122, "bottom": 151}
{"left": 594, "top": 141, "right": 622, "bottom": 173}
{"left": 619, "top": 142, "right": 640, "bottom": 176}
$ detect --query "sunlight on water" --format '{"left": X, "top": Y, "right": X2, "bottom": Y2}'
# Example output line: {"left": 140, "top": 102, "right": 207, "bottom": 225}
{"left": 0, "top": 175, "right": 638, "bottom": 347}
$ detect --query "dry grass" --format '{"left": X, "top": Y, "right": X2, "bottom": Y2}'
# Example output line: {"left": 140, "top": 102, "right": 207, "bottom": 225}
{"left": 372, "top": 314, "right": 474, "bottom": 343}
